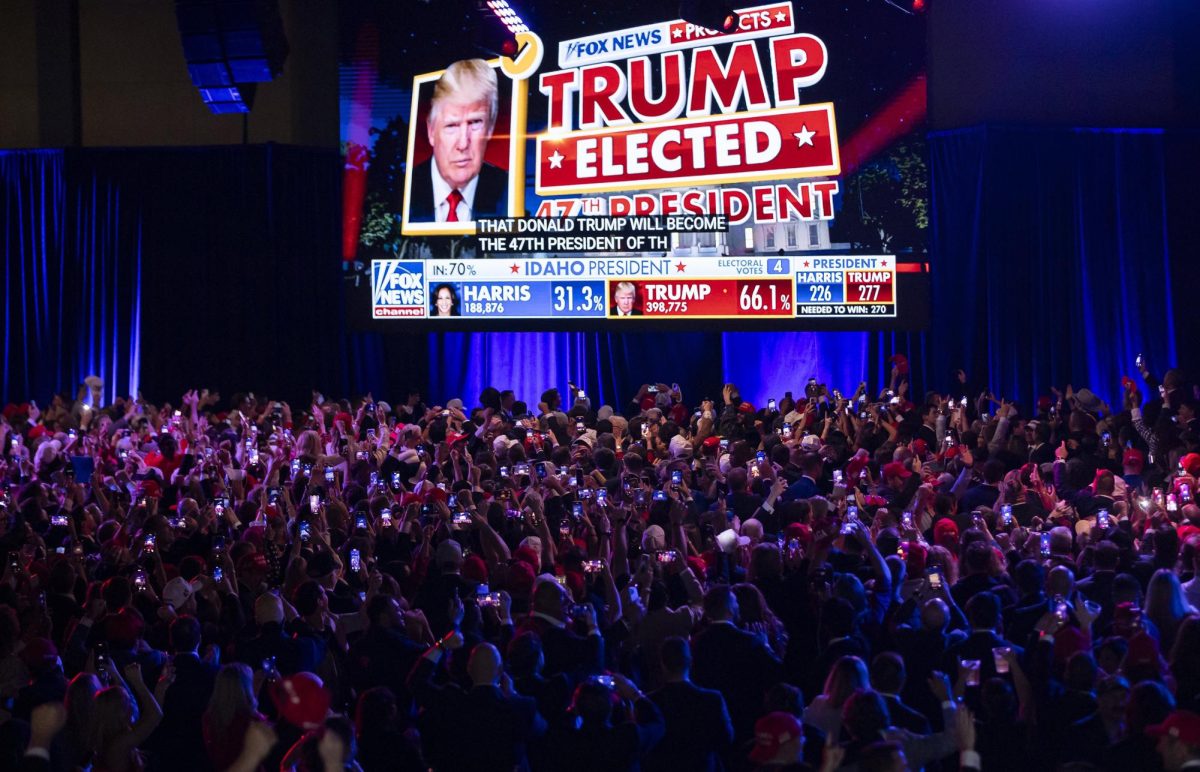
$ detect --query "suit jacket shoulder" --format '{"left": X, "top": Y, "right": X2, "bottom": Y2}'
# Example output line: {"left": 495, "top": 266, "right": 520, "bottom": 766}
{"left": 474, "top": 162, "right": 510, "bottom": 218}
{"left": 405, "top": 160, "right": 435, "bottom": 222}
{"left": 405, "top": 160, "right": 508, "bottom": 223}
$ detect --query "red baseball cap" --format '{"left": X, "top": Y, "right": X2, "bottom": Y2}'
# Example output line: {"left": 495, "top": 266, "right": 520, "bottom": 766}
{"left": 1147, "top": 711, "right": 1200, "bottom": 745}
{"left": 1123, "top": 448, "right": 1145, "bottom": 471}
{"left": 749, "top": 711, "right": 804, "bottom": 764}
{"left": 506, "top": 560, "right": 536, "bottom": 597}
{"left": 882, "top": 461, "right": 912, "bottom": 480}
{"left": 462, "top": 555, "right": 488, "bottom": 584}
{"left": 903, "top": 541, "right": 928, "bottom": 574}
{"left": 1182, "top": 453, "right": 1200, "bottom": 478}
{"left": 844, "top": 449, "right": 871, "bottom": 482}
{"left": 934, "top": 518, "right": 960, "bottom": 545}
{"left": 784, "top": 522, "right": 812, "bottom": 548}
{"left": 1125, "top": 630, "right": 1162, "bottom": 667}
{"left": 514, "top": 545, "right": 540, "bottom": 569}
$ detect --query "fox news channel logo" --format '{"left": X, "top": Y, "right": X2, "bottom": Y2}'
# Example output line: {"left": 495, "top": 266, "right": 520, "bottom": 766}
{"left": 561, "top": 28, "right": 663, "bottom": 63}
{"left": 372, "top": 260, "right": 426, "bottom": 318}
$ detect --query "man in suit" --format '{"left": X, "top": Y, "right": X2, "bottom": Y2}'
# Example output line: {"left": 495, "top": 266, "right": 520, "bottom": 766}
{"left": 414, "top": 539, "right": 478, "bottom": 636}
{"left": 408, "top": 638, "right": 546, "bottom": 771}
{"left": 870, "top": 652, "right": 931, "bottom": 735}
{"left": 893, "top": 598, "right": 965, "bottom": 721}
{"left": 645, "top": 637, "right": 734, "bottom": 772}
{"left": 507, "top": 632, "right": 572, "bottom": 723}
{"left": 147, "top": 615, "right": 218, "bottom": 772}
{"left": 514, "top": 579, "right": 603, "bottom": 681}
{"left": 1004, "top": 559, "right": 1049, "bottom": 644}
{"left": 1009, "top": 564, "right": 1074, "bottom": 649}
{"left": 960, "top": 459, "right": 1005, "bottom": 512}
{"left": 950, "top": 541, "right": 1018, "bottom": 610}
{"left": 691, "top": 585, "right": 783, "bottom": 744}
{"left": 234, "top": 592, "right": 306, "bottom": 677}
{"left": 1076, "top": 470, "right": 1119, "bottom": 520}
{"left": 543, "top": 674, "right": 665, "bottom": 771}
{"left": 781, "top": 452, "right": 823, "bottom": 502}
{"left": 610, "top": 281, "right": 643, "bottom": 316}
{"left": 1077, "top": 540, "right": 1122, "bottom": 628}
{"left": 1027, "top": 420, "right": 1055, "bottom": 465}
{"left": 941, "top": 593, "right": 1024, "bottom": 686}
{"left": 407, "top": 58, "right": 508, "bottom": 224}
{"left": 348, "top": 594, "right": 426, "bottom": 713}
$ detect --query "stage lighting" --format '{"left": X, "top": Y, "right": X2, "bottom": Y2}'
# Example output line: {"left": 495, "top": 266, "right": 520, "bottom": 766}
{"left": 482, "top": 0, "right": 530, "bottom": 34}
{"left": 476, "top": 0, "right": 530, "bottom": 59}
{"left": 679, "top": 0, "right": 740, "bottom": 33}
{"left": 174, "top": 0, "right": 289, "bottom": 114}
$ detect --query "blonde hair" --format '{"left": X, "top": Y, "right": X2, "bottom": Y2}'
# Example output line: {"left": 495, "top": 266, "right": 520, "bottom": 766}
{"left": 89, "top": 686, "right": 136, "bottom": 764}
{"left": 822, "top": 655, "right": 869, "bottom": 708}
{"left": 295, "top": 429, "right": 322, "bottom": 461}
{"left": 204, "top": 664, "right": 257, "bottom": 739}
{"left": 429, "top": 59, "right": 498, "bottom": 132}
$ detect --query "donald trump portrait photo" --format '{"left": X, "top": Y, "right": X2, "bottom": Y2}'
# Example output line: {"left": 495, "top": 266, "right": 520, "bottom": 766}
{"left": 404, "top": 58, "right": 511, "bottom": 228}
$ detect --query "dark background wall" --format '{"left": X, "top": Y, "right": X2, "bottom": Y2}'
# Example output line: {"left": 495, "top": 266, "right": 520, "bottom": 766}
{"left": 928, "top": 0, "right": 1195, "bottom": 130}
{"left": 4, "top": 1, "right": 1195, "bottom": 145}
{"left": 0, "top": 0, "right": 339, "bottom": 149}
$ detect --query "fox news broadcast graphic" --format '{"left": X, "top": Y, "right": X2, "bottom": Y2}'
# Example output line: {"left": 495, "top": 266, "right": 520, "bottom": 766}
{"left": 341, "top": 0, "right": 929, "bottom": 330}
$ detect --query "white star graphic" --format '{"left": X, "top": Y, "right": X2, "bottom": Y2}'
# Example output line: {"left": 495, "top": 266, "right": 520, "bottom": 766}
{"left": 547, "top": 150, "right": 564, "bottom": 169}
{"left": 775, "top": 10, "right": 787, "bottom": 22}
{"left": 793, "top": 125, "right": 816, "bottom": 147}
{"left": 672, "top": 27, "right": 683, "bottom": 38}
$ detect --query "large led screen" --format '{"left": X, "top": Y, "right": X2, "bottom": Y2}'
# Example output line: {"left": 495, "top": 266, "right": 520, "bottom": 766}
{"left": 340, "top": 0, "right": 929, "bottom": 330}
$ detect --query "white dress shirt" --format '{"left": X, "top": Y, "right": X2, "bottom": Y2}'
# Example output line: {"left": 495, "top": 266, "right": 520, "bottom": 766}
{"left": 430, "top": 161, "right": 479, "bottom": 223}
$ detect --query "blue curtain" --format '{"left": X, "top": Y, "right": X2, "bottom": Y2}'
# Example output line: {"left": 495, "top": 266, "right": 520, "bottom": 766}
{"left": 426, "top": 127, "right": 1178, "bottom": 413}
{"left": 0, "top": 145, "right": 341, "bottom": 408}
{"left": 425, "top": 330, "right": 916, "bottom": 413}
{"left": 125, "top": 145, "right": 344, "bottom": 406}
{"left": 426, "top": 331, "right": 716, "bottom": 410}
{"left": 0, "top": 131, "right": 1179, "bottom": 412}
{"left": 721, "top": 330, "right": 927, "bottom": 409}
{"left": 1, "top": 150, "right": 142, "bottom": 405}
{"left": 927, "top": 126, "right": 1177, "bottom": 409}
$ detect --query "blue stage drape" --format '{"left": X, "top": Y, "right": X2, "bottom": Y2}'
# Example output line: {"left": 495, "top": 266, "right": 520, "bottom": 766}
{"left": 422, "top": 329, "right": 927, "bottom": 414}
{"left": 1, "top": 145, "right": 341, "bottom": 408}
{"left": 1, "top": 150, "right": 142, "bottom": 405}
{"left": 426, "top": 127, "right": 1178, "bottom": 413}
{"left": 0, "top": 129, "right": 1181, "bottom": 411}
{"left": 927, "top": 126, "right": 1177, "bottom": 410}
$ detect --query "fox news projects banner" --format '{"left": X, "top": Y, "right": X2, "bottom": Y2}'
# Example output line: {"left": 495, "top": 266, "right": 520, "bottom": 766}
{"left": 339, "top": 0, "right": 929, "bottom": 329}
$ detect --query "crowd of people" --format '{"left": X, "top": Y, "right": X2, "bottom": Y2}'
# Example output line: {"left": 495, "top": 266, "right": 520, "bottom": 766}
{"left": 2, "top": 362, "right": 1200, "bottom": 772}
